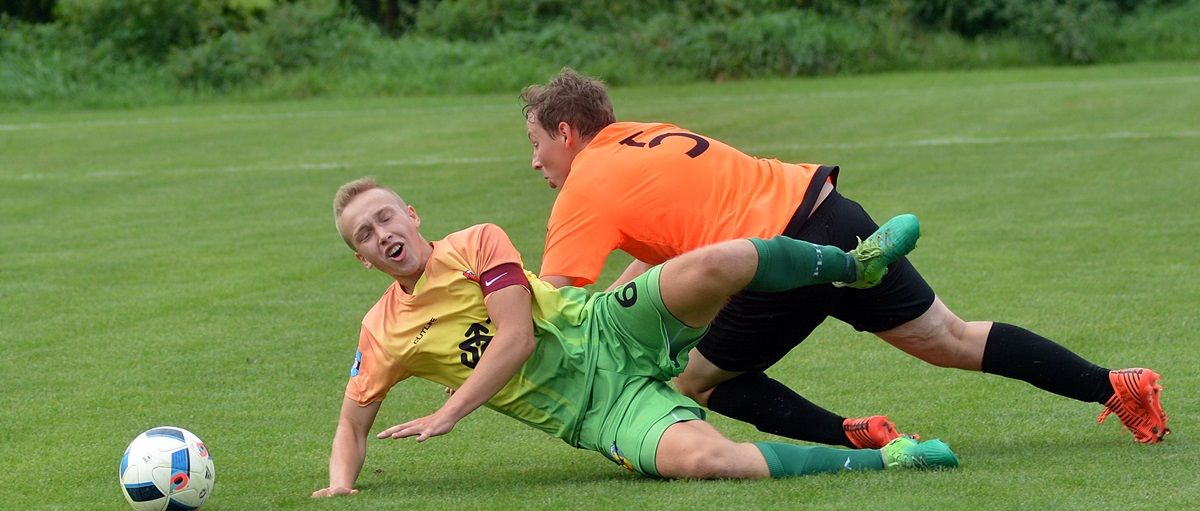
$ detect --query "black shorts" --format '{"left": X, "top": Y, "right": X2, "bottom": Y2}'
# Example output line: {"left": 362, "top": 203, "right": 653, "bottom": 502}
{"left": 696, "top": 190, "right": 936, "bottom": 372}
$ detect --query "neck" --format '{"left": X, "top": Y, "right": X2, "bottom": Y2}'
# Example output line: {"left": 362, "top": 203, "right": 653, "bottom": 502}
{"left": 395, "top": 275, "right": 420, "bottom": 294}
{"left": 393, "top": 242, "right": 433, "bottom": 293}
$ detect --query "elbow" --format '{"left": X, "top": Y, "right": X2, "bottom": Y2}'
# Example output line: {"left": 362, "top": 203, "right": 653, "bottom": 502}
{"left": 500, "top": 328, "right": 536, "bottom": 362}
{"left": 514, "top": 331, "right": 536, "bottom": 358}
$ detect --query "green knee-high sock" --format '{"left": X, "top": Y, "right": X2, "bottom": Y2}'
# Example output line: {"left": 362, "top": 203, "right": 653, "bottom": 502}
{"left": 745, "top": 236, "right": 858, "bottom": 292}
{"left": 754, "top": 442, "right": 884, "bottom": 477}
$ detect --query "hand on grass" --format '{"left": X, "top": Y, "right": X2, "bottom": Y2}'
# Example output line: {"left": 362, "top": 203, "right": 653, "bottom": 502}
{"left": 376, "top": 411, "right": 457, "bottom": 442}
{"left": 311, "top": 487, "right": 358, "bottom": 498}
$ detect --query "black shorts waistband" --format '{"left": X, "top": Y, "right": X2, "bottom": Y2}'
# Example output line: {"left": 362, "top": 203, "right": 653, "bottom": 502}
{"left": 781, "top": 165, "right": 839, "bottom": 236}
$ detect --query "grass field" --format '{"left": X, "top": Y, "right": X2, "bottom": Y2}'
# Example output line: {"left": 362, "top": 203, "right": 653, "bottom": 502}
{"left": 1, "top": 60, "right": 1197, "bottom": 510}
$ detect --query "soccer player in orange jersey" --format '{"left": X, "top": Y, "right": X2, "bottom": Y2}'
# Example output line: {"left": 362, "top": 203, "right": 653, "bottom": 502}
{"left": 312, "top": 178, "right": 958, "bottom": 497}
{"left": 519, "top": 68, "right": 1168, "bottom": 448}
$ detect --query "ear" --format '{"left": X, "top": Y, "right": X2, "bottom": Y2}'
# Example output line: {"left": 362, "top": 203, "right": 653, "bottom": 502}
{"left": 407, "top": 204, "right": 420, "bottom": 228}
{"left": 556, "top": 121, "right": 578, "bottom": 147}
{"left": 355, "top": 252, "right": 372, "bottom": 269}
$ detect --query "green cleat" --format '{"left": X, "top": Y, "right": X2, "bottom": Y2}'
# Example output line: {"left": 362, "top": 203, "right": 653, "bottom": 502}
{"left": 880, "top": 437, "right": 960, "bottom": 470}
{"left": 835, "top": 213, "right": 921, "bottom": 289}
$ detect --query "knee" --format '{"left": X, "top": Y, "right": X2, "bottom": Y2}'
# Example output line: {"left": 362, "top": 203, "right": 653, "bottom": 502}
{"left": 670, "top": 442, "right": 738, "bottom": 479}
{"left": 684, "top": 240, "right": 757, "bottom": 286}
{"left": 686, "top": 248, "right": 747, "bottom": 289}
{"left": 673, "top": 374, "right": 713, "bottom": 405}
{"left": 882, "top": 315, "right": 980, "bottom": 370}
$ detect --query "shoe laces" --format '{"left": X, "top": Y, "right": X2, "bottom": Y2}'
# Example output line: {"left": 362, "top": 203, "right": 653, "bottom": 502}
{"left": 854, "top": 235, "right": 885, "bottom": 260}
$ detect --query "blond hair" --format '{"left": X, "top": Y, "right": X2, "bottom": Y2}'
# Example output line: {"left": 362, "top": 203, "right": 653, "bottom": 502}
{"left": 333, "top": 177, "right": 404, "bottom": 248}
{"left": 520, "top": 68, "right": 615, "bottom": 141}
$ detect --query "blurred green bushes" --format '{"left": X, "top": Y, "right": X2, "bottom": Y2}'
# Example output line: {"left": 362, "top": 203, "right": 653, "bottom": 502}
{"left": 1, "top": 0, "right": 1198, "bottom": 108}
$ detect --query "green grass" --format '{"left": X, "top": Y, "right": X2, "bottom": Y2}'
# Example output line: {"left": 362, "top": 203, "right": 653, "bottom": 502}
{"left": 1, "top": 60, "right": 1197, "bottom": 510}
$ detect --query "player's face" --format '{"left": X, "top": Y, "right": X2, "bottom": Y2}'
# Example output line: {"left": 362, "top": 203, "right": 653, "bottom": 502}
{"left": 338, "top": 188, "right": 432, "bottom": 290}
{"left": 526, "top": 114, "right": 573, "bottom": 190}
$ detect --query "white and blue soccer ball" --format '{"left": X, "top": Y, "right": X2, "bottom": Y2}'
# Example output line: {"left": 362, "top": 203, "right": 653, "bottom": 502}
{"left": 119, "top": 426, "right": 215, "bottom": 511}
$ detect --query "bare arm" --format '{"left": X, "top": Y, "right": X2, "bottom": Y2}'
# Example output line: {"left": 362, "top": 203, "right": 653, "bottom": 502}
{"left": 377, "top": 285, "right": 536, "bottom": 441}
{"left": 312, "top": 397, "right": 381, "bottom": 498}
{"left": 606, "top": 259, "right": 653, "bottom": 291}
{"left": 540, "top": 274, "right": 575, "bottom": 289}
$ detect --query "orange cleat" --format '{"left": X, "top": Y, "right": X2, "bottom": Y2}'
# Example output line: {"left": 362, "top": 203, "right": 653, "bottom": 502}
{"left": 843, "top": 415, "right": 917, "bottom": 449}
{"left": 1097, "top": 368, "right": 1170, "bottom": 443}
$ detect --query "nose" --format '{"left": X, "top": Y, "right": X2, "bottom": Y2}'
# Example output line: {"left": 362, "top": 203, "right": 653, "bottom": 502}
{"left": 374, "top": 225, "right": 392, "bottom": 245}
{"left": 531, "top": 151, "right": 542, "bottom": 170}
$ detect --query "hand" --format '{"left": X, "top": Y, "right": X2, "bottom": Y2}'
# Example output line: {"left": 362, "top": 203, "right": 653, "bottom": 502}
{"left": 376, "top": 411, "right": 457, "bottom": 442}
{"left": 311, "top": 487, "right": 358, "bottom": 498}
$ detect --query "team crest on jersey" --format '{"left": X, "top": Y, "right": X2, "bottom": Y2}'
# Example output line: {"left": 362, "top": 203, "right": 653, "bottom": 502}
{"left": 609, "top": 442, "right": 634, "bottom": 472}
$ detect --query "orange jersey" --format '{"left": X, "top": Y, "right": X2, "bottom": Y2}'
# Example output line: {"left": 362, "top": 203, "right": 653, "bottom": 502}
{"left": 543, "top": 121, "right": 835, "bottom": 285}
{"left": 347, "top": 223, "right": 598, "bottom": 442}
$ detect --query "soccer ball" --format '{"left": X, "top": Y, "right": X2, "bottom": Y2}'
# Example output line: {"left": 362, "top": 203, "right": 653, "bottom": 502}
{"left": 118, "top": 426, "right": 215, "bottom": 511}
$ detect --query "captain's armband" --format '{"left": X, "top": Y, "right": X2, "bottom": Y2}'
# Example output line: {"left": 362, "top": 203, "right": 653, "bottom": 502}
{"left": 479, "top": 263, "right": 529, "bottom": 296}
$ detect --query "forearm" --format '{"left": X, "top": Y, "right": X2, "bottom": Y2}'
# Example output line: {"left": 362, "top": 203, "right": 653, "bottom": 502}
{"left": 438, "top": 331, "right": 533, "bottom": 421}
{"left": 326, "top": 397, "right": 379, "bottom": 490}
{"left": 328, "top": 421, "right": 368, "bottom": 488}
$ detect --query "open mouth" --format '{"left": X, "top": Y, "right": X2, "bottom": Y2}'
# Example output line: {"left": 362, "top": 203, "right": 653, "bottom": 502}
{"left": 386, "top": 242, "right": 404, "bottom": 260}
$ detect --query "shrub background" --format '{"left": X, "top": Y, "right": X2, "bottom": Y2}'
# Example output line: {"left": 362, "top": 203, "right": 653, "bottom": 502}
{"left": 2, "top": 0, "right": 1199, "bottom": 109}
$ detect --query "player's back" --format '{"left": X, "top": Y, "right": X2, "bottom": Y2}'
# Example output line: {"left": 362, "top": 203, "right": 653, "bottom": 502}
{"left": 545, "top": 122, "right": 832, "bottom": 283}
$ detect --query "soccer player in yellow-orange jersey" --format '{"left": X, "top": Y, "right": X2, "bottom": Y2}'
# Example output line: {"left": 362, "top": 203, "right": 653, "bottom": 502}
{"left": 345, "top": 222, "right": 596, "bottom": 440}
{"left": 313, "top": 177, "right": 960, "bottom": 497}
{"left": 520, "top": 68, "right": 1168, "bottom": 449}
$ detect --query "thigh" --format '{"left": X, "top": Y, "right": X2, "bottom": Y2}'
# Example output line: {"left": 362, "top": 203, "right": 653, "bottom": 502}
{"left": 820, "top": 193, "right": 936, "bottom": 332}
{"left": 694, "top": 190, "right": 936, "bottom": 371}
{"left": 588, "top": 376, "right": 706, "bottom": 478}
{"left": 697, "top": 286, "right": 832, "bottom": 372}
{"left": 591, "top": 265, "right": 709, "bottom": 378}
{"left": 695, "top": 195, "right": 851, "bottom": 372}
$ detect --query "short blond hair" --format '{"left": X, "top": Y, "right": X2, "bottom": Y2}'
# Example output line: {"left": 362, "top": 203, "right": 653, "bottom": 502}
{"left": 333, "top": 177, "right": 404, "bottom": 248}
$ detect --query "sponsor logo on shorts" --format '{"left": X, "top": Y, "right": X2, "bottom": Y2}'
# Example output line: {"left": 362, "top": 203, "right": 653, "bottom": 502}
{"left": 609, "top": 442, "right": 635, "bottom": 472}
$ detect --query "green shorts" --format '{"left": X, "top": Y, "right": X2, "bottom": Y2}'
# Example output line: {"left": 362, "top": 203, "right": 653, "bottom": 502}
{"left": 575, "top": 265, "right": 709, "bottom": 477}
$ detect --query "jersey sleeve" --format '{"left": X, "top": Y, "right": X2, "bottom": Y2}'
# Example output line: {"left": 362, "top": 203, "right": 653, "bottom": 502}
{"left": 541, "top": 189, "right": 621, "bottom": 286}
{"left": 460, "top": 223, "right": 526, "bottom": 275}
{"left": 344, "top": 325, "right": 410, "bottom": 406}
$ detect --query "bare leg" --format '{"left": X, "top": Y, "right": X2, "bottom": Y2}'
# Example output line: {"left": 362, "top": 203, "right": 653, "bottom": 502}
{"left": 656, "top": 239, "right": 757, "bottom": 328}
{"left": 654, "top": 419, "right": 903, "bottom": 479}
{"left": 877, "top": 296, "right": 1119, "bottom": 410}
{"left": 654, "top": 420, "right": 770, "bottom": 479}
{"left": 673, "top": 349, "right": 741, "bottom": 406}
{"left": 875, "top": 297, "right": 990, "bottom": 370}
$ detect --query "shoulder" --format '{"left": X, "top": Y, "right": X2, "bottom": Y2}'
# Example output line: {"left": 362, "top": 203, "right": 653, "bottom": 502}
{"left": 361, "top": 282, "right": 400, "bottom": 331}
{"left": 591, "top": 121, "right": 680, "bottom": 141}
{"left": 443, "top": 223, "right": 512, "bottom": 249}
